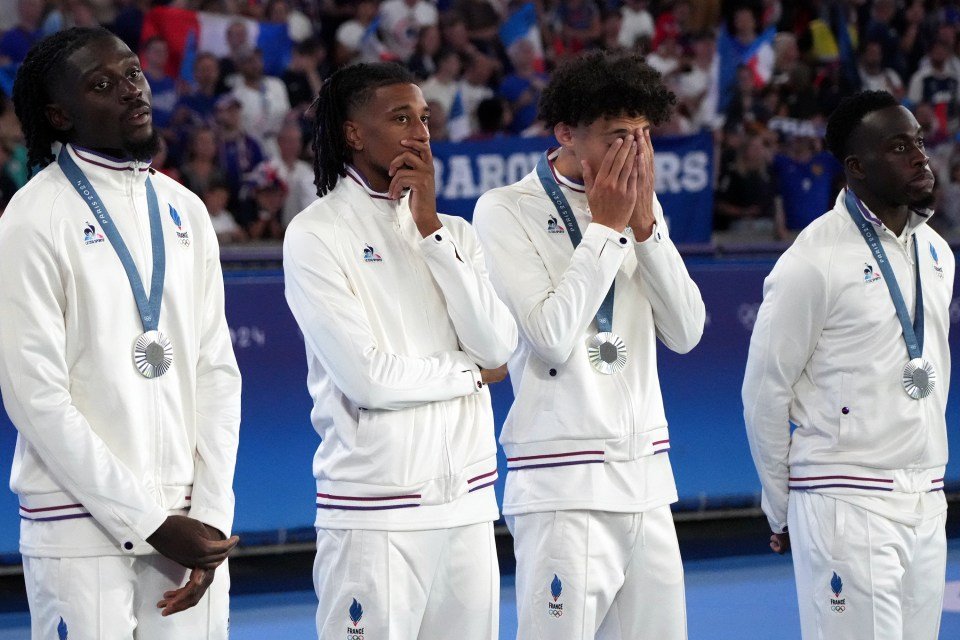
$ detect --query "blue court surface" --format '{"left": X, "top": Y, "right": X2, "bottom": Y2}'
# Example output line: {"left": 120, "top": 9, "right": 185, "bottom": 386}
{"left": 0, "top": 545, "right": 956, "bottom": 639}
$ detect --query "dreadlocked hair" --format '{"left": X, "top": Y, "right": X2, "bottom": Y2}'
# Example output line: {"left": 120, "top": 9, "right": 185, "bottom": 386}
{"left": 13, "top": 27, "right": 116, "bottom": 174}
{"left": 311, "top": 62, "right": 416, "bottom": 197}
{"left": 825, "top": 90, "right": 899, "bottom": 163}
{"left": 538, "top": 50, "right": 676, "bottom": 129}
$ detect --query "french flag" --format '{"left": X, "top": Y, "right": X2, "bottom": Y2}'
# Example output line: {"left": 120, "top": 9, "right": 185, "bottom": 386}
{"left": 499, "top": 2, "right": 546, "bottom": 73}
{"left": 744, "top": 26, "right": 777, "bottom": 89}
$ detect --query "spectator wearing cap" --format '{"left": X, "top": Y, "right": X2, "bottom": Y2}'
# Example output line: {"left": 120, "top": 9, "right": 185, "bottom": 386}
{"left": 0, "top": 0, "right": 42, "bottom": 65}
{"left": 498, "top": 39, "right": 548, "bottom": 135}
{"left": 379, "top": 0, "right": 439, "bottom": 62}
{"left": 245, "top": 161, "right": 288, "bottom": 241}
{"left": 271, "top": 123, "right": 315, "bottom": 228}
{"left": 230, "top": 47, "right": 292, "bottom": 157}
{"left": 213, "top": 93, "right": 266, "bottom": 219}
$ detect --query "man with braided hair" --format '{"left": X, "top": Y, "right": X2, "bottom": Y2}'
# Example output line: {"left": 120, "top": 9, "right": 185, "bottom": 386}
{"left": 474, "top": 50, "right": 704, "bottom": 639}
{"left": 0, "top": 27, "right": 241, "bottom": 638}
{"left": 283, "top": 62, "right": 517, "bottom": 639}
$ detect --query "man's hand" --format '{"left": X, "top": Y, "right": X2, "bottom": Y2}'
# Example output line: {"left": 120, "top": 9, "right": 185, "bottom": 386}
{"left": 157, "top": 567, "right": 215, "bottom": 616}
{"left": 480, "top": 364, "right": 508, "bottom": 385}
{"left": 582, "top": 136, "right": 639, "bottom": 233}
{"left": 388, "top": 138, "right": 441, "bottom": 237}
{"left": 146, "top": 515, "right": 239, "bottom": 570}
{"left": 770, "top": 531, "right": 790, "bottom": 555}
{"left": 628, "top": 128, "right": 657, "bottom": 241}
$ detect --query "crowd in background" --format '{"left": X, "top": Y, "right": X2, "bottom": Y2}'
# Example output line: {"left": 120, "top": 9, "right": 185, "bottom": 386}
{"left": 0, "top": 0, "right": 959, "bottom": 244}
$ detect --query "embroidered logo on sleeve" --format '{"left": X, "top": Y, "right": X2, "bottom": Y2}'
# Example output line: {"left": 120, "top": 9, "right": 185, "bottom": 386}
{"left": 82, "top": 221, "right": 105, "bottom": 245}
{"left": 829, "top": 572, "right": 846, "bottom": 613}
{"left": 930, "top": 242, "right": 944, "bottom": 279}
{"left": 863, "top": 263, "right": 881, "bottom": 284}
{"left": 362, "top": 244, "right": 383, "bottom": 262}
{"left": 347, "top": 598, "right": 365, "bottom": 638}
{"left": 169, "top": 205, "right": 190, "bottom": 247}
{"left": 548, "top": 574, "right": 564, "bottom": 617}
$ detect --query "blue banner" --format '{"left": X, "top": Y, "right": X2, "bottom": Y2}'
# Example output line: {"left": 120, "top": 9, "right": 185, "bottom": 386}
{"left": 431, "top": 131, "right": 714, "bottom": 243}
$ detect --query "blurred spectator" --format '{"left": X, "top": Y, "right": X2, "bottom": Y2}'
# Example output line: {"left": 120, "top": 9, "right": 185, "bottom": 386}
{"left": 673, "top": 30, "right": 719, "bottom": 130}
{"left": 646, "top": 22, "right": 683, "bottom": 77}
{"left": 420, "top": 49, "right": 462, "bottom": 115}
{"left": 141, "top": 37, "right": 178, "bottom": 131}
{"left": 717, "top": 4, "right": 772, "bottom": 113}
{"left": 453, "top": 0, "right": 505, "bottom": 58}
{"left": 864, "top": 0, "right": 905, "bottom": 77}
{"left": 466, "top": 96, "right": 509, "bottom": 141}
{"left": 181, "top": 127, "right": 227, "bottom": 197}
{"left": 177, "top": 52, "right": 224, "bottom": 124}
{"left": 245, "top": 161, "right": 288, "bottom": 240}
{"left": 935, "top": 158, "right": 960, "bottom": 231}
{"left": 220, "top": 19, "right": 254, "bottom": 83}
{"left": 770, "top": 31, "right": 800, "bottom": 89}
{"left": 272, "top": 122, "right": 315, "bottom": 228}
{"left": 498, "top": 38, "right": 548, "bottom": 135}
{"left": 231, "top": 48, "right": 292, "bottom": 155}
{"left": 914, "top": 101, "right": 950, "bottom": 150}
{"left": 771, "top": 133, "right": 842, "bottom": 240}
{"left": 0, "top": 141, "right": 18, "bottom": 214}
{"left": 859, "top": 39, "right": 905, "bottom": 101}
{"left": 110, "top": 0, "right": 145, "bottom": 53}
{"left": 550, "top": 0, "right": 602, "bottom": 56}
{"left": 265, "top": 0, "right": 313, "bottom": 44}
{"left": 151, "top": 136, "right": 180, "bottom": 182}
{"left": 652, "top": 0, "right": 692, "bottom": 51}
{"left": 334, "top": 0, "right": 384, "bottom": 66}
{"left": 456, "top": 53, "right": 496, "bottom": 139}
{"left": 600, "top": 9, "right": 624, "bottom": 52}
{"left": 0, "top": 0, "right": 43, "bottom": 65}
{"left": 203, "top": 179, "right": 248, "bottom": 244}
{"left": 714, "top": 135, "right": 776, "bottom": 235}
{"left": 815, "top": 61, "right": 857, "bottom": 118}
{"left": 213, "top": 94, "right": 266, "bottom": 217}
{"left": 618, "top": 0, "right": 654, "bottom": 50}
{"left": 426, "top": 98, "right": 449, "bottom": 141}
{"left": 725, "top": 65, "right": 772, "bottom": 131}
{"left": 379, "top": 0, "right": 439, "bottom": 62}
{"left": 282, "top": 38, "right": 328, "bottom": 110}
{"left": 907, "top": 39, "right": 960, "bottom": 132}
{"left": 409, "top": 25, "right": 442, "bottom": 79}
{"left": 440, "top": 13, "right": 484, "bottom": 61}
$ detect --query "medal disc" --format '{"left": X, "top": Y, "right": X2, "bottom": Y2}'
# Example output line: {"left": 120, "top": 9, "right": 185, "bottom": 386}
{"left": 134, "top": 330, "right": 174, "bottom": 378}
{"left": 901, "top": 358, "right": 935, "bottom": 399}
{"left": 587, "top": 332, "right": 627, "bottom": 374}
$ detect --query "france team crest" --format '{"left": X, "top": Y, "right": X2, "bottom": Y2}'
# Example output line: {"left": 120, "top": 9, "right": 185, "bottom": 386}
{"left": 548, "top": 574, "right": 563, "bottom": 617}
{"left": 58, "top": 617, "right": 67, "bottom": 639}
{"left": 169, "top": 205, "right": 190, "bottom": 247}
{"left": 829, "top": 572, "right": 846, "bottom": 613}
{"left": 930, "top": 242, "right": 944, "bottom": 279}
{"left": 347, "top": 598, "right": 364, "bottom": 638}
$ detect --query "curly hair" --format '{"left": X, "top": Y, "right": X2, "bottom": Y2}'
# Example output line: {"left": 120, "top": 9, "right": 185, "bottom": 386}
{"left": 824, "top": 90, "right": 899, "bottom": 162}
{"left": 537, "top": 51, "right": 676, "bottom": 129}
{"left": 311, "top": 62, "right": 416, "bottom": 197}
{"left": 13, "top": 27, "right": 117, "bottom": 173}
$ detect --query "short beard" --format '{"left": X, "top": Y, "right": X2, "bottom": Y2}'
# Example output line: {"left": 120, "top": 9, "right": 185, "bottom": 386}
{"left": 123, "top": 129, "right": 162, "bottom": 162}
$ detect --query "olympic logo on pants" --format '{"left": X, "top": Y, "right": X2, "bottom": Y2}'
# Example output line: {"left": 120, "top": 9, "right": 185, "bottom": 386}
{"left": 831, "top": 605, "right": 845, "bottom": 613}
{"left": 549, "top": 610, "right": 563, "bottom": 618}
{"left": 346, "top": 635, "right": 365, "bottom": 640}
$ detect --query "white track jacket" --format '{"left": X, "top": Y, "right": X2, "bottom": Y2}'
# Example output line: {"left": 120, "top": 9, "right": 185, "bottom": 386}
{"left": 743, "top": 190, "right": 951, "bottom": 534}
{"left": 473, "top": 158, "right": 705, "bottom": 515}
{"left": 0, "top": 145, "right": 241, "bottom": 557}
{"left": 283, "top": 168, "right": 517, "bottom": 530}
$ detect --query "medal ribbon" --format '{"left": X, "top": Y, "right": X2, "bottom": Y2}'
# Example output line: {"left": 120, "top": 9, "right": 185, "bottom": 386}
{"left": 844, "top": 189, "right": 924, "bottom": 358}
{"left": 535, "top": 152, "right": 616, "bottom": 333}
{"left": 59, "top": 148, "right": 165, "bottom": 332}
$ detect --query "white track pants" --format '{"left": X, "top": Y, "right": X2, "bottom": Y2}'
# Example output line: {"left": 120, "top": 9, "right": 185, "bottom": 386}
{"left": 23, "top": 554, "right": 230, "bottom": 640}
{"left": 789, "top": 491, "right": 946, "bottom": 640}
{"left": 314, "top": 521, "right": 498, "bottom": 640}
{"left": 507, "top": 507, "right": 687, "bottom": 640}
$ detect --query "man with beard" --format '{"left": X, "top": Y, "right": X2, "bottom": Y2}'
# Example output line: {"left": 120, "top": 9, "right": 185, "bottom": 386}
{"left": 743, "top": 90, "right": 950, "bottom": 639}
{"left": 0, "top": 27, "right": 241, "bottom": 638}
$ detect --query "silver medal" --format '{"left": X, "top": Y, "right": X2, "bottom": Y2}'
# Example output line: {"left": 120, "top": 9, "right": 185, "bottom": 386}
{"left": 901, "top": 357, "right": 936, "bottom": 399}
{"left": 587, "top": 332, "right": 627, "bottom": 374}
{"left": 134, "top": 330, "right": 174, "bottom": 378}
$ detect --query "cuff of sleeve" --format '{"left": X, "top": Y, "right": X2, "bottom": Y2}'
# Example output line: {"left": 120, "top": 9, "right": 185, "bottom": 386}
{"left": 464, "top": 368, "right": 484, "bottom": 394}
{"left": 633, "top": 223, "right": 665, "bottom": 257}
{"left": 583, "top": 222, "right": 632, "bottom": 250}
{"left": 189, "top": 506, "right": 234, "bottom": 539}
{"left": 420, "top": 226, "right": 465, "bottom": 263}
{"left": 124, "top": 505, "right": 169, "bottom": 553}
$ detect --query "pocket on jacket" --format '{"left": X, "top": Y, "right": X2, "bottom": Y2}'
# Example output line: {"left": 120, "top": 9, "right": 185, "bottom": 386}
{"left": 353, "top": 407, "right": 445, "bottom": 487}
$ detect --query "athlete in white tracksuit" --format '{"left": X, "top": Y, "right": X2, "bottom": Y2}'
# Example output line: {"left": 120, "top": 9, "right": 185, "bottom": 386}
{"left": 284, "top": 63, "right": 517, "bottom": 640}
{"left": 743, "top": 93, "right": 949, "bottom": 640}
{"left": 0, "top": 29, "right": 240, "bottom": 639}
{"left": 474, "top": 51, "right": 705, "bottom": 640}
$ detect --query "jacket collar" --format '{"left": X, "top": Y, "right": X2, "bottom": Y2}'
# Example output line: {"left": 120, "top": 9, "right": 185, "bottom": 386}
{"left": 62, "top": 144, "right": 152, "bottom": 193}
{"left": 842, "top": 188, "right": 931, "bottom": 237}
{"left": 547, "top": 148, "right": 586, "bottom": 194}
{"left": 343, "top": 165, "right": 409, "bottom": 218}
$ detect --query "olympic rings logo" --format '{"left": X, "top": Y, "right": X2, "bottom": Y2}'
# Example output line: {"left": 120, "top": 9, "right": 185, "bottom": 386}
{"left": 831, "top": 605, "right": 845, "bottom": 613}
{"left": 346, "top": 635, "right": 365, "bottom": 640}
{"left": 548, "top": 610, "right": 563, "bottom": 618}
